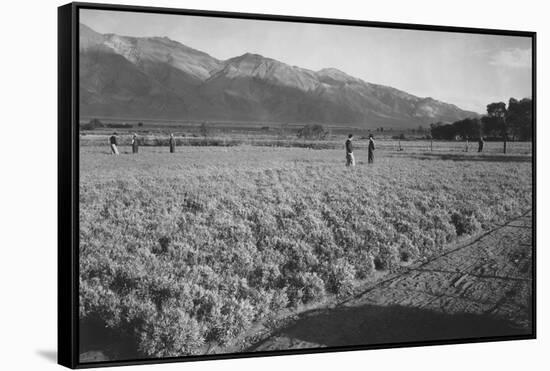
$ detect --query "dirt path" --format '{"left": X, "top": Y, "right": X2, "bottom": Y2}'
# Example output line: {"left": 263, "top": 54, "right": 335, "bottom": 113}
{"left": 248, "top": 211, "right": 533, "bottom": 351}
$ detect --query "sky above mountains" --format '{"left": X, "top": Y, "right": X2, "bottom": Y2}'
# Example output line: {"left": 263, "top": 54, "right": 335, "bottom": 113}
{"left": 81, "top": 9, "right": 532, "bottom": 113}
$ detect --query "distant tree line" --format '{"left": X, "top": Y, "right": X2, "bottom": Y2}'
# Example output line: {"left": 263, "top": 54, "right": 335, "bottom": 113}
{"left": 430, "top": 97, "right": 533, "bottom": 142}
{"left": 81, "top": 118, "right": 134, "bottom": 130}
{"left": 297, "top": 124, "right": 330, "bottom": 140}
{"left": 430, "top": 118, "right": 480, "bottom": 140}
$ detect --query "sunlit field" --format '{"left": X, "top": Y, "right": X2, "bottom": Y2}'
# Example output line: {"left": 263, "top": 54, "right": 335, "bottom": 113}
{"left": 79, "top": 144, "right": 532, "bottom": 358}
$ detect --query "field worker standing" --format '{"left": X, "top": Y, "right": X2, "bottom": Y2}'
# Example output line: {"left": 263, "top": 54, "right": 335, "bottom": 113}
{"left": 169, "top": 133, "right": 176, "bottom": 153}
{"left": 368, "top": 134, "right": 375, "bottom": 164}
{"left": 345, "top": 134, "right": 355, "bottom": 167}
{"left": 132, "top": 133, "right": 139, "bottom": 154}
{"left": 478, "top": 136, "right": 484, "bottom": 152}
{"left": 109, "top": 132, "right": 119, "bottom": 155}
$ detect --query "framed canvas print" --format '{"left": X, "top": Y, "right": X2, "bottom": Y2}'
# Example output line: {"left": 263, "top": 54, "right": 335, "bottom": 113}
{"left": 58, "top": 2, "right": 536, "bottom": 368}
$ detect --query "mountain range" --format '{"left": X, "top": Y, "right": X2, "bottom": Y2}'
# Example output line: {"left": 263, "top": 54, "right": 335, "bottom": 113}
{"left": 79, "top": 23, "right": 478, "bottom": 128}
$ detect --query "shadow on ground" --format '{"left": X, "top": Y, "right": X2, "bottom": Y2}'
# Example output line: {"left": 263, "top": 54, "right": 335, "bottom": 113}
{"left": 36, "top": 350, "right": 57, "bottom": 363}
{"left": 250, "top": 303, "right": 530, "bottom": 350}
{"left": 388, "top": 152, "right": 531, "bottom": 162}
{"left": 79, "top": 316, "right": 141, "bottom": 363}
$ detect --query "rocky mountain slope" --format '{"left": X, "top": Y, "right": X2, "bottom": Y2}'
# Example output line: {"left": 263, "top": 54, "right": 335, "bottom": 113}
{"left": 79, "top": 23, "right": 478, "bottom": 127}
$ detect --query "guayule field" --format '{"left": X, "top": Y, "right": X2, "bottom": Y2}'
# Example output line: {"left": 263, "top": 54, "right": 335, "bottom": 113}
{"left": 79, "top": 144, "right": 532, "bottom": 358}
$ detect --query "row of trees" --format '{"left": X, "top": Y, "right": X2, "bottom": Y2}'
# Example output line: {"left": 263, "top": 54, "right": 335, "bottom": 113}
{"left": 81, "top": 118, "right": 136, "bottom": 130}
{"left": 297, "top": 124, "right": 330, "bottom": 140}
{"left": 430, "top": 98, "right": 533, "bottom": 143}
{"left": 430, "top": 118, "right": 480, "bottom": 141}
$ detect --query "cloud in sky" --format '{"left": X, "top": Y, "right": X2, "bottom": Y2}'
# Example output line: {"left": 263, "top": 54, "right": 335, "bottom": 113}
{"left": 489, "top": 48, "right": 532, "bottom": 69}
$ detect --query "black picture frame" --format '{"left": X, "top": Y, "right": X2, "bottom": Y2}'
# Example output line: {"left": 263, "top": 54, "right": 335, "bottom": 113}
{"left": 58, "top": 2, "right": 536, "bottom": 368}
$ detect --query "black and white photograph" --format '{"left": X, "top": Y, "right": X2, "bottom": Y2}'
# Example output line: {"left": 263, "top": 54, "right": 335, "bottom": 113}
{"left": 71, "top": 3, "right": 534, "bottom": 366}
